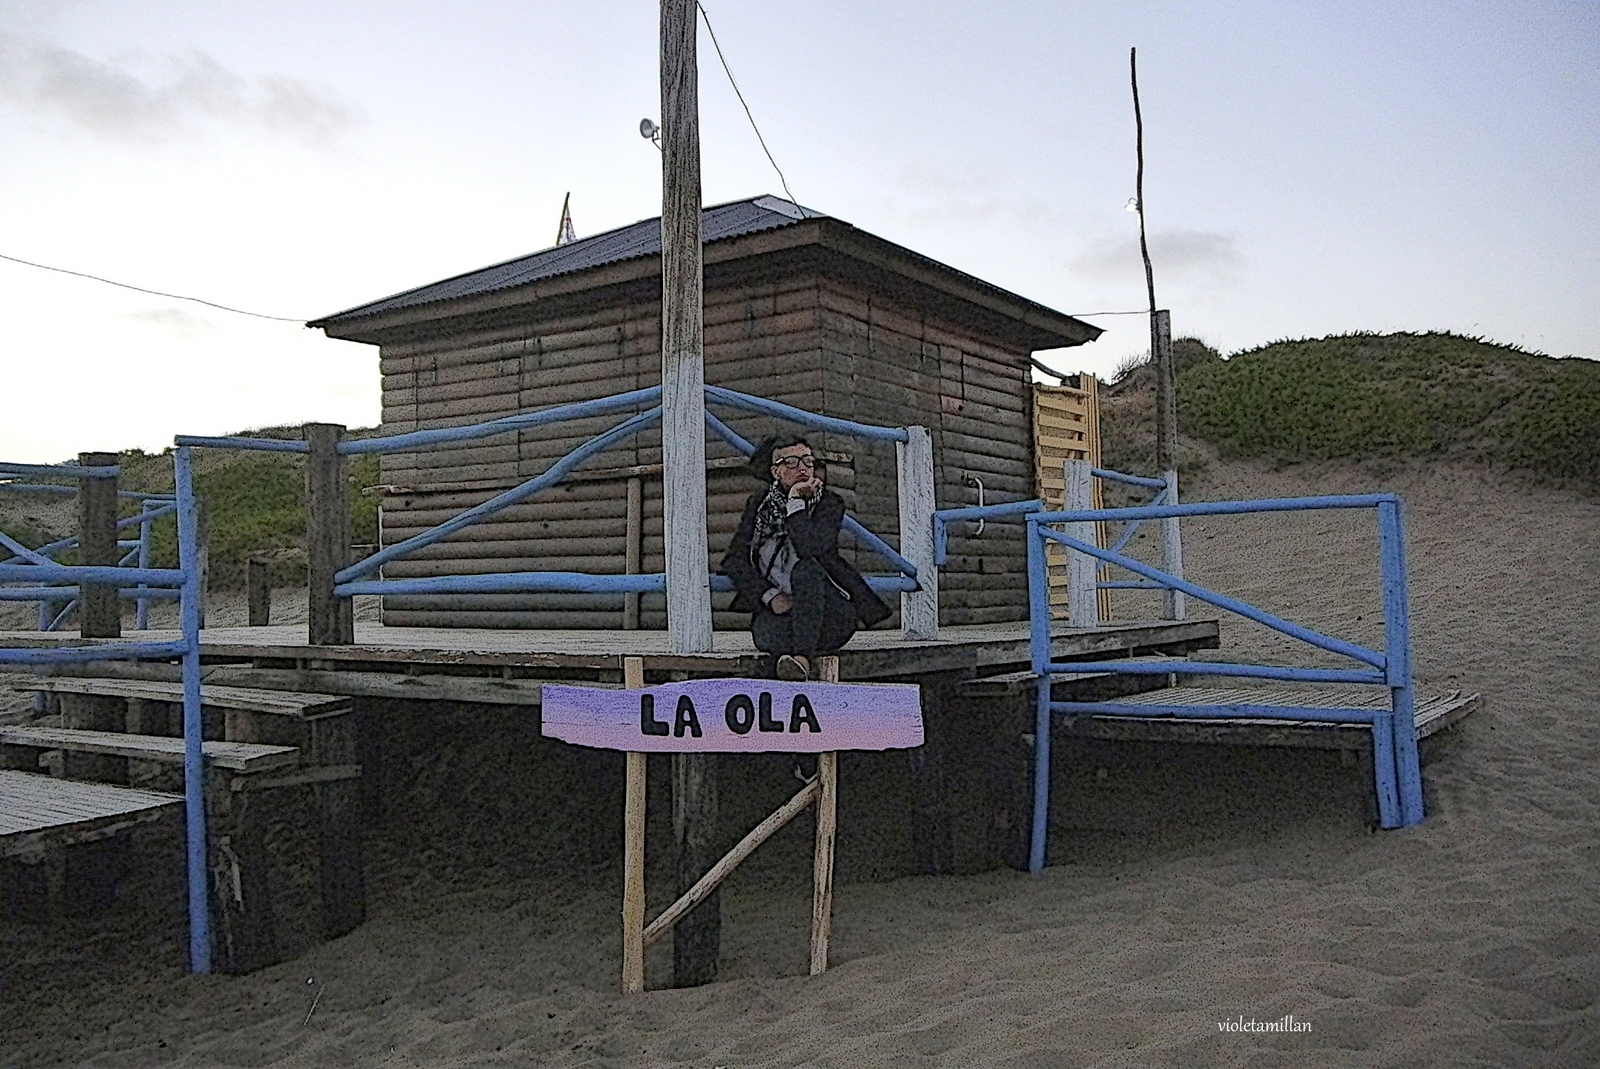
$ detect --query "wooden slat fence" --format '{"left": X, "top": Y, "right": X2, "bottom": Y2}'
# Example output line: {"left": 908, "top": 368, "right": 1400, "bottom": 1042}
{"left": 1031, "top": 378, "right": 1111, "bottom": 621}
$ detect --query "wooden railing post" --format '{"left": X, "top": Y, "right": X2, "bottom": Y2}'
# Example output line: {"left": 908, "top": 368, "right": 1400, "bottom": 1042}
{"left": 195, "top": 496, "right": 210, "bottom": 630}
{"left": 305, "top": 424, "right": 353, "bottom": 645}
{"left": 247, "top": 558, "right": 270, "bottom": 626}
{"left": 1063, "top": 459, "right": 1098, "bottom": 628}
{"left": 1150, "top": 308, "right": 1185, "bottom": 622}
{"left": 77, "top": 452, "right": 120, "bottom": 638}
{"left": 1160, "top": 469, "right": 1185, "bottom": 621}
{"left": 897, "top": 425, "right": 938, "bottom": 639}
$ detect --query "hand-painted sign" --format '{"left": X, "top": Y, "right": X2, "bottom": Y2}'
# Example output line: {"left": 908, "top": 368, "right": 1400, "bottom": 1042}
{"left": 541, "top": 679, "right": 923, "bottom": 753}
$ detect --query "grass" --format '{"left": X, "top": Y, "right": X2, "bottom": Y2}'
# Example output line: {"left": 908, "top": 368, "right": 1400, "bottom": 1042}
{"left": 1108, "top": 332, "right": 1600, "bottom": 491}
{"left": 4, "top": 430, "right": 381, "bottom": 590}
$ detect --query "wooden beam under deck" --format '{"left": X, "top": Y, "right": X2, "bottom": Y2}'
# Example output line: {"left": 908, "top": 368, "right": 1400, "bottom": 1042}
{"left": 0, "top": 619, "right": 1221, "bottom": 697}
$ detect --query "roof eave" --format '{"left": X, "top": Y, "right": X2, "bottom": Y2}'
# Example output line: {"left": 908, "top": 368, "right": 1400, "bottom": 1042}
{"left": 813, "top": 221, "right": 1101, "bottom": 350}
{"left": 309, "top": 221, "right": 832, "bottom": 344}
{"left": 312, "top": 216, "right": 1102, "bottom": 353}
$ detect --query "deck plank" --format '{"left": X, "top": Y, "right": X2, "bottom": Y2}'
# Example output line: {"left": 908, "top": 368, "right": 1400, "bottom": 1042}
{"left": 0, "top": 770, "right": 181, "bottom": 857}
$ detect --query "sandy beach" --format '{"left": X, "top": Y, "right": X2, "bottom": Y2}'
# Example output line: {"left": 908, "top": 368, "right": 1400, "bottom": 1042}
{"left": 2, "top": 457, "right": 1597, "bottom": 1068}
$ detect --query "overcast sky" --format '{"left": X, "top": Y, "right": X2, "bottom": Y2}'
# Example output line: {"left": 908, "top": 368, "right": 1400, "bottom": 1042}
{"left": 2, "top": 0, "right": 1595, "bottom": 463}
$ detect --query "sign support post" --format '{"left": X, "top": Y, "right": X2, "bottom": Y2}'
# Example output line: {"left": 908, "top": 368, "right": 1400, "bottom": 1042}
{"left": 621, "top": 656, "right": 647, "bottom": 994}
{"left": 809, "top": 657, "right": 839, "bottom": 975}
{"left": 555, "top": 657, "right": 924, "bottom": 993}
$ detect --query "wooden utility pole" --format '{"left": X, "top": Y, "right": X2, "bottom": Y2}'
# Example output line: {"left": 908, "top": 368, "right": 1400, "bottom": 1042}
{"left": 661, "top": 0, "right": 713, "bottom": 655}
{"left": 1131, "top": 48, "right": 1185, "bottom": 620}
{"left": 661, "top": 0, "right": 720, "bottom": 987}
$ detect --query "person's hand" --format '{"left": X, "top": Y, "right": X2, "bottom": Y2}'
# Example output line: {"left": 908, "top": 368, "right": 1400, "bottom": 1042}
{"left": 769, "top": 593, "right": 793, "bottom": 615}
{"left": 788, "top": 473, "right": 823, "bottom": 500}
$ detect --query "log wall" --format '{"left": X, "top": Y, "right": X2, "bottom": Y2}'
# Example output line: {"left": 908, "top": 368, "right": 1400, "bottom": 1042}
{"left": 373, "top": 265, "right": 1051, "bottom": 627}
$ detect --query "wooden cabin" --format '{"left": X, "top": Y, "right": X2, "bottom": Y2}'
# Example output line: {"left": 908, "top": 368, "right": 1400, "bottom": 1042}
{"left": 310, "top": 196, "right": 1101, "bottom": 629}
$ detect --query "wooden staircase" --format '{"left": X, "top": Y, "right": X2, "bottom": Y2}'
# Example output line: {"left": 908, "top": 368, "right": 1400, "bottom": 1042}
{"left": 1, "top": 677, "right": 365, "bottom": 974}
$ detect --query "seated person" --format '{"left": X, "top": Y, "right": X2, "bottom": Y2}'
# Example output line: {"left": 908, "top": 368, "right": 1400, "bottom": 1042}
{"left": 721, "top": 435, "right": 892, "bottom": 680}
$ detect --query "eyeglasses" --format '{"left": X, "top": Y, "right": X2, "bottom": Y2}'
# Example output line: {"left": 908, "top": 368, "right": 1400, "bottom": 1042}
{"left": 772, "top": 455, "right": 816, "bottom": 470}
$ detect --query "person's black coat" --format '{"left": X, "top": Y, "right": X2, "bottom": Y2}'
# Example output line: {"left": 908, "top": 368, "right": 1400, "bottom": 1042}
{"left": 720, "top": 487, "right": 893, "bottom": 627}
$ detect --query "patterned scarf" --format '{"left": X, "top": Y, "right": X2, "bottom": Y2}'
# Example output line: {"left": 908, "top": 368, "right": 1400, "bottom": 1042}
{"left": 752, "top": 481, "right": 790, "bottom": 549}
{"left": 752, "top": 481, "right": 804, "bottom": 593}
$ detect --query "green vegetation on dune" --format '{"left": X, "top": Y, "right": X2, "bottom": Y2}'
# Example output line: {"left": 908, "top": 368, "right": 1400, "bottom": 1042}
{"left": 101, "top": 434, "right": 379, "bottom": 590}
{"left": 1172, "top": 332, "right": 1599, "bottom": 487}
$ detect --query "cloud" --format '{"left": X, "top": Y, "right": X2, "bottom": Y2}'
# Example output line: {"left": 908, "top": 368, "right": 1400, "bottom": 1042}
{"left": 121, "top": 307, "right": 217, "bottom": 339}
{"left": 0, "top": 30, "right": 363, "bottom": 146}
{"left": 1071, "top": 228, "right": 1243, "bottom": 286}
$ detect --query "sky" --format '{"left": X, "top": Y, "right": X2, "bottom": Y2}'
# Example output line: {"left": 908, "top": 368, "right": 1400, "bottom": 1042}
{"left": 1, "top": 0, "right": 1596, "bottom": 463}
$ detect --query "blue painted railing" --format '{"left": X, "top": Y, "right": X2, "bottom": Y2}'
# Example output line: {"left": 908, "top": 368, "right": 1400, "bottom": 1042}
{"left": 0, "top": 482, "right": 175, "bottom": 631}
{"left": 1024, "top": 493, "right": 1423, "bottom": 871}
{"left": 928, "top": 465, "right": 1173, "bottom": 578}
{"left": 0, "top": 454, "right": 210, "bottom": 973}
{"left": 179, "top": 385, "right": 924, "bottom": 606}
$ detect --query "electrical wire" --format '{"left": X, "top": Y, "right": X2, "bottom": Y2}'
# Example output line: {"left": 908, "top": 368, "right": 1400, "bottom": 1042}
{"left": 0, "top": 251, "right": 306, "bottom": 323}
{"left": 696, "top": 2, "right": 801, "bottom": 209}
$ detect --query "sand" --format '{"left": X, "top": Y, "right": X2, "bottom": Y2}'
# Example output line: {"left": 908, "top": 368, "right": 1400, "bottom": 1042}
{"left": 2, "top": 458, "right": 1597, "bottom": 1068}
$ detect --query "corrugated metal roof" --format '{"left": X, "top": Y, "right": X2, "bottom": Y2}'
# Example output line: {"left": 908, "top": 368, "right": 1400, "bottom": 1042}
{"left": 311, "top": 195, "right": 824, "bottom": 326}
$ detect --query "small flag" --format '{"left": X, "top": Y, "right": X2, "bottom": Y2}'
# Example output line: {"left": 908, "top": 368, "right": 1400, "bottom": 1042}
{"left": 556, "top": 192, "right": 577, "bottom": 246}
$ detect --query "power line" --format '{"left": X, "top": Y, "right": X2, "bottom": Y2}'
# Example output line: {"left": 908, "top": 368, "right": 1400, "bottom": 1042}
{"left": 1065, "top": 309, "right": 1150, "bottom": 317}
{"left": 0, "top": 251, "right": 306, "bottom": 323}
{"left": 696, "top": 2, "right": 800, "bottom": 208}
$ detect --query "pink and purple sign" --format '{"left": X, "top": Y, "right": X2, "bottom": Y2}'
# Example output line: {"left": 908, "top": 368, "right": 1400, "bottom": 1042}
{"left": 541, "top": 679, "right": 924, "bottom": 753}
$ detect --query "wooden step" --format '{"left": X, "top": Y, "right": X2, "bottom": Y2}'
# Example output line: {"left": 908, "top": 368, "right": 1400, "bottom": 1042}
{"left": 0, "top": 769, "right": 181, "bottom": 859}
{"left": 17, "top": 678, "right": 351, "bottom": 719}
{"left": 0, "top": 726, "right": 299, "bottom": 773}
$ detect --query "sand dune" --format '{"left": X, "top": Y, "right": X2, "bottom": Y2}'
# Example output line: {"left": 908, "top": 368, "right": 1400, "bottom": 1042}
{"left": 2, "top": 459, "right": 1596, "bottom": 1068}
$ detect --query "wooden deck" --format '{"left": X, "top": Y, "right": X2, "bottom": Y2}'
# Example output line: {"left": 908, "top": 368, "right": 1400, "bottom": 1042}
{"left": 0, "top": 770, "right": 180, "bottom": 860}
{"left": 0, "top": 618, "right": 1222, "bottom": 692}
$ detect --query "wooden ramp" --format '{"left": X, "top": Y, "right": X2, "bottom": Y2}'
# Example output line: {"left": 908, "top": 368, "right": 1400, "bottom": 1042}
{"left": 1058, "top": 686, "right": 1482, "bottom": 750}
{"left": 0, "top": 770, "right": 180, "bottom": 860}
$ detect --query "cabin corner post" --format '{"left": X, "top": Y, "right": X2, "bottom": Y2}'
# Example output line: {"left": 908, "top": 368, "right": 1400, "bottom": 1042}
{"left": 1063, "top": 459, "right": 1097, "bottom": 628}
{"left": 659, "top": 0, "right": 712, "bottom": 655}
{"left": 77, "top": 451, "right": 120, "bottom": 638}
{"left": 306, "top": 423, "right": 354, "bottom": 645}
{"left": 897, "top": 425, "right": 938, "bottom": 639}
{"left": 623, "top": 476, "right": 643, "bottom": 630}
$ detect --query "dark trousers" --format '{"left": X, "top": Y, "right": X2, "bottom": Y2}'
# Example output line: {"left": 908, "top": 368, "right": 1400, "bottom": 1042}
{"left": 750, "top": 558, "right": 858, "bottom": 661}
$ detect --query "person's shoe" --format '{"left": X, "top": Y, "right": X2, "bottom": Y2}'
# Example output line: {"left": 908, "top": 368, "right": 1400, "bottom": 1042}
{"left": 776, "top": 654, "right": 810, "bottom": 681}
